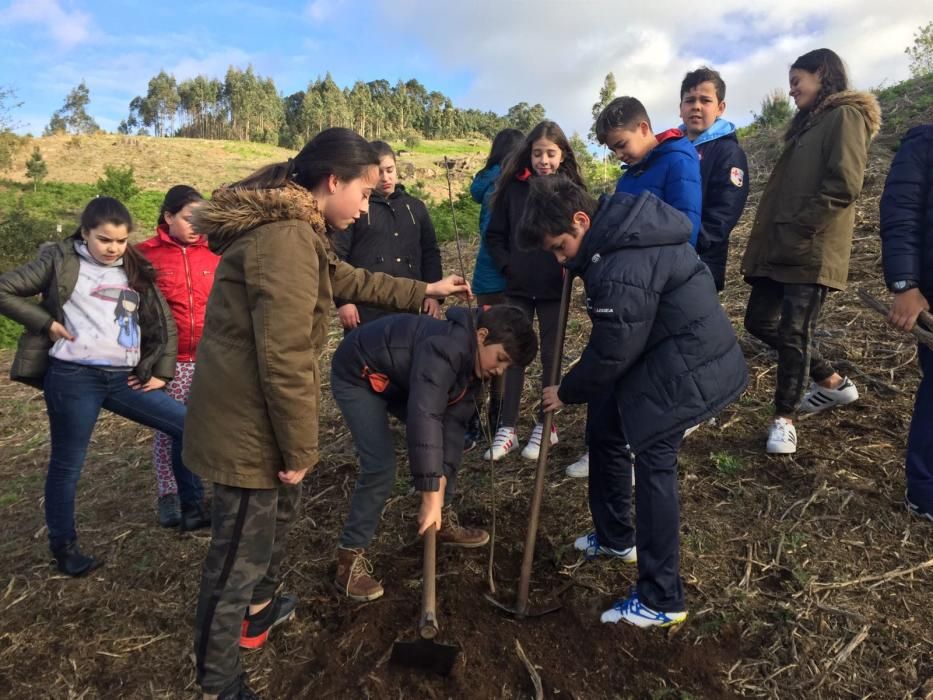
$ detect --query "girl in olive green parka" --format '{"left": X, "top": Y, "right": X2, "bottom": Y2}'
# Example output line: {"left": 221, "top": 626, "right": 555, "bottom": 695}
{"left": 741, "top": 49, "right": 881, "bottom": 455}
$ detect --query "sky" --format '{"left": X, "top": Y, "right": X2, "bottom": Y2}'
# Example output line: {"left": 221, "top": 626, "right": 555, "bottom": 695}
{"left": 0, "top": 0, "right": 929, "bottom": 138}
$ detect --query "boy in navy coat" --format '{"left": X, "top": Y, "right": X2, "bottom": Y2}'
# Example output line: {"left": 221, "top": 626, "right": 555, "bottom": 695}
{"left": 679, "top": 67, "right": 750, "bottom": 292}
{"left": 330, "top": 305, "right": 537, "bottom": 601}
{"left": 880, "top": 124, "right": 933, "bottom": 523}
{"left": 521, "top": 175, "right": 748, "bottom": 627}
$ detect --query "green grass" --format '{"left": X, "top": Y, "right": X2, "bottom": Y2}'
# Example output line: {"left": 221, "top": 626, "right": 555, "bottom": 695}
{"left": 710, "top": 451, "right": 744, "bottom": 476}
{"left": 221, "top": 140, "right": 289, "bottom": 160}
{"left": 0, "top": 316, "right": 22, "bottom": 348}
{"left": 391, "top": 138, "right": 486, "bottom": 156}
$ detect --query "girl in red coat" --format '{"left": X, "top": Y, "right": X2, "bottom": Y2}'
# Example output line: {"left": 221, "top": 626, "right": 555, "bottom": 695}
{"left": 138, "top": 185, "right": 219, "bottom": 528}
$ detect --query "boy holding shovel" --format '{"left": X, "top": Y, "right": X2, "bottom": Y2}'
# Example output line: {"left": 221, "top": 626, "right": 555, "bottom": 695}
{"left": 521, "top": 176, "right": 748, "bottom": 627}
{"left": 330, "top": 304, "right": 537, "bottom": 601}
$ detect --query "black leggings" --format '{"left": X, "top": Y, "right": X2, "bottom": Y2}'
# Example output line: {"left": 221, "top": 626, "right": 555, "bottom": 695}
{"left": 499, "top": 295, "right": 561, "bottom": 427}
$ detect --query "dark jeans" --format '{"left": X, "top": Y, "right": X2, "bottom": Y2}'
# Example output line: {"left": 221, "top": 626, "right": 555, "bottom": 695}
{"left": 587, "top": 393, "right": 685, "bottom": 612}
{"left": 331, "top": 371, "right": 456, "bottom": 549}
{"left": 500, "top": 295, "right": 561, "bottom": 427}
{"left": 907, "top": 345, "right": 933, "bottom": 511}
{"left": 744, "top": 279, "right": 837, "bottom": 415}
{"left": 42, "top": 359, "right": 203, "bottom": 552}
{"left": 194, "top": 482, "right": 300, "bottom": 693}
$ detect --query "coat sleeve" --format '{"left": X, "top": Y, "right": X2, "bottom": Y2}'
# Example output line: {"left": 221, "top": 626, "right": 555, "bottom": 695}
{"left": 470, "top": 169, "right": 493, "bottom": 203}
{"left": 406, "top": 336, "right": 461, "bottom": 491}
{"left": 329, "top": 248, "right": 426, "bottom": 312}
{"left": 147, "top": 286, "right": 178, "bottom": 381}
{"left": 664, "top": 155, "right": 703, "bottom": 248}
{"left": 417, "top": 200, "right": 443, "bottom": 283}
{"left": 244, "top": 224, "right": 320, "bottom": 472}
{"left": 880, "top": 133, "right": 927, "bottom": 286}
{"left": 795, "top": 106, "right": 870, "bottom": 233}
{"left": 557, "top": 275, "right": 659, "bottom": 405}
{"left": 0, "top": 251, "right": 56, "bottom": 333}
{"left": 484, "top": 187, "right": 511, "bottom": 274}
{"left": 698, "top": 143, "right": 749, "bottom": 254}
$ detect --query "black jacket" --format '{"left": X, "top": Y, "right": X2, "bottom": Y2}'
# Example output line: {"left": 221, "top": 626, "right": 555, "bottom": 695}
{"left": 331, "top": 306, "right": 478, "bottom": 491}
{"left": 332, "top": 185, "right": 442, "bottom": 322}
{"left": 695, "top": 132, "right": 749, "bottom": 291}
{"left": 558, "top": 191, "right": 748, "bottom": 453}
{"left": 880, "top": 125, "right": 933, "bottom": 300}
{"left": 485, "top": 177, "right": 565, "bottom": 300}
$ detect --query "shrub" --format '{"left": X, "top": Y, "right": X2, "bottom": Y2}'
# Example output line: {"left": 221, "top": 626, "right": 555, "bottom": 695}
{"left": 96, "top": 164, "right": 140, "bottom": 203}
{"left": 0, "top": 200, "right": 58, "bottom": 270}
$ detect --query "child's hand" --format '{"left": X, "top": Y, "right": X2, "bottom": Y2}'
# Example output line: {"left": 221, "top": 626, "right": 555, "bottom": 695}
{"left": 128, "top": 375, "right": 166, "bottom": 392}
{"left": 418, "top": 490, "right": 444, "bottom": 535}
{"left": 426, "top": 275, "right": 472, "bottom": 302}
{"left": 338, "top": 303, "right": 360, "bottom": 330}
{"left": 422, "top": 297, "right": 442, "bottom": 319}
{"left": 278, "top": 467, "right": 309, "bottom": 485}
{"left": 888, "top": 288, "right": 929, "bottom": 332}
{"left": 542, "top": 385, "right": 563, "bottom": 413}
{"left": 48, "top": 321, "right": 74, "bottom": 342}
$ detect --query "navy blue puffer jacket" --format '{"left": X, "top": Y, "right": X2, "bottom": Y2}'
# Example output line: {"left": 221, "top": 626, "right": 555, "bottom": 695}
{"left": 558, "top": 191, "right": 748, "bottom": 452}
{"left": 330, "top": 306, "right": 478, "bottom": 491}
{"left": 880, "top": 125, "right": 933, "bottom": 299}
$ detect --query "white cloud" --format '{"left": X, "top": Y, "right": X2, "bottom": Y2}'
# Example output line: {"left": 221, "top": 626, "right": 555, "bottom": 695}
{"left": 0, "top": 0, "right": 92, "bottom": 49}
{"left": 378, "top": 0, "right": 929, "bottom": 135}
{"left": 305, "top": 0, "right": 341, "bottom": 23}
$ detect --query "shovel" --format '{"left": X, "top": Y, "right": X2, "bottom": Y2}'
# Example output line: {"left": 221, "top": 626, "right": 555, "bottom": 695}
{"left": 485, "top": 272, "right": 574, "bottom": 618}
{"left": 390, "top": 524, "right": 461, "bottom": 675}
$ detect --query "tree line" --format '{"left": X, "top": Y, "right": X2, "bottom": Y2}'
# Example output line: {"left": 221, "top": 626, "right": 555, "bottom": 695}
{"left": 103, "top": 66, "right": 547, "bottom": 148}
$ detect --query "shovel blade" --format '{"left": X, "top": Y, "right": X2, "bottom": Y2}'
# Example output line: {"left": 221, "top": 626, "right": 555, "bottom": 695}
{"left": 390, "top": 637, "right": 460, "bottom": 676}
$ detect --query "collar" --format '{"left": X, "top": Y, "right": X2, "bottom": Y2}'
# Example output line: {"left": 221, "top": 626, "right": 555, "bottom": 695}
{"left": 680, "top": 118, "right": 736, "bottom": 147}
{"left": 156, "top": 224, "right": 206, "bottom": 248}
{"left": 74, "top": 239, "right": 123, "bottom": 267}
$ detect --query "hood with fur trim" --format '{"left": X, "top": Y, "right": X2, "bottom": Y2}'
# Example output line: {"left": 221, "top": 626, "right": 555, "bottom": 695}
{"left": 192, "top": 184, "right": 327, "bottom": 255}
{"left": 792, "top": 90, "right": 882, "bottom": 141}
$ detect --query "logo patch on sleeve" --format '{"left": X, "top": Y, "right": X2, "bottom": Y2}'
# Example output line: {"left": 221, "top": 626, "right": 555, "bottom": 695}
{"left": 730, "top": 167, "right": 744, "bottom": 188}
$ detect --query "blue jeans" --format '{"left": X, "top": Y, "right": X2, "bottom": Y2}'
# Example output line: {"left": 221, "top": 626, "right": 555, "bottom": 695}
{"left": 43, "top": 359, "right": 203, "bottom": 551}
{"left": 907, "top": 345, "right": 933, "bottom": 511}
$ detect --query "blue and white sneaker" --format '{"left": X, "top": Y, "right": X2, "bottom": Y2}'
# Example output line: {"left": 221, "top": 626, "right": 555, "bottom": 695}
{"left": 600, "top": 591, "right": 687, "bottom": 628}
{"left": 905, "top": 492, "right": 933, "bottom": 523}
{"left": 573, "top": 533, "right": 636, "bottom": 563}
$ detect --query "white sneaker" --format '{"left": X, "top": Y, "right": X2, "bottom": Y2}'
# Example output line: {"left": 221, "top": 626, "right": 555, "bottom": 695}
{"left": 766, "top": 418, "right": 797, "bottom": 454}
{"left": 565, "top": 452, "right": 589, "bottom": 478}
{"left": 573, "top": 532, "right": 637, "bottom": 563}
{"left": 800, "top": 377, "right": 859, "bottom": 414}
{"left": 483, "top": 427, "right": 519, "bottom": 461}
{"left": 600, "top": 591, "right": 687, "bottom": 627}
{"left": 521, "top": 422, "right": 558, "bottom": 460}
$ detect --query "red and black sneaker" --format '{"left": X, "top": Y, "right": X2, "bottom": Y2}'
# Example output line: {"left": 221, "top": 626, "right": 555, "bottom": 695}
{"left": 239, "top": 593, "right": 298, "bottom": 649}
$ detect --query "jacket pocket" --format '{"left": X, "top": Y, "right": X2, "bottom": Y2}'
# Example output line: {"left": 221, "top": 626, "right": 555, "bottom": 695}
{"left": 767, "top": 222, "right": 815, "bottom": 267}
{"left": 10, "top": 330, "right": 52, "bottom": 388}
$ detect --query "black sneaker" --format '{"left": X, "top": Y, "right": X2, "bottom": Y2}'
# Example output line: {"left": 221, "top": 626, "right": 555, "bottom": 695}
{"left": 217, "top": 673, "right": 261, "bottom": 700}
{"left": 240, "top": 593, "right": 298, "bottom": 649}
{"left": 905, "top": 492, "right": 933, "bottom": 523}
{"left": 180, "top": 502, "right": 211, "bottom": 532}
{"left": 157, "top": 494, "right": 181, "bottom": 528}
{"left": 52, "top": 541, "right": 103, "bottom": 577}
{"left": 463, "top": 428, "right": 479, "bottom": 453}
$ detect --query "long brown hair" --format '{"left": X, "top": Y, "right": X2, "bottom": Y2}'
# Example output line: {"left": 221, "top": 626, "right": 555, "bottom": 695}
{"left": 492, "top": 120, "right": 587, "bottom": 211}
{"left": 785, "top": 48, "right": 850, "bottom": 142}
{"left": 72, "top": 197, "right": 155, "bottom": 292}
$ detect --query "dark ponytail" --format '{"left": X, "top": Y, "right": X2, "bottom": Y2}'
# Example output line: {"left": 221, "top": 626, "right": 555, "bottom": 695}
{"left": 158, "top": 184, "right": 203, "bottom": 226}
{"left": 72, "top": 196, "right": 155, "bottom": 292}
{"left": 228, "top": 128, "right": 379, "bottom": 191}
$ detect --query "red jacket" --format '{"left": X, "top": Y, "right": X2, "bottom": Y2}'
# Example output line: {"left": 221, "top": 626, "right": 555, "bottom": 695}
{"left": 137, "top": 226, "right": 219, "bottom": 362}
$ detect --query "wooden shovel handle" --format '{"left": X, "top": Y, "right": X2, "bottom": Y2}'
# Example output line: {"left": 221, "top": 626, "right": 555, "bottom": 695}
{"left": 419, "top": 524, "right": 439, "bottom": 639}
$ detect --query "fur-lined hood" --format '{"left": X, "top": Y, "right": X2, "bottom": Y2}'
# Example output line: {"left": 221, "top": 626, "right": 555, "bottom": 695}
{"left": 192, "top": 184, "right": 326, "bottom": 254}
{"left": 792, "top": 90, "right": 882, "bottom": 140}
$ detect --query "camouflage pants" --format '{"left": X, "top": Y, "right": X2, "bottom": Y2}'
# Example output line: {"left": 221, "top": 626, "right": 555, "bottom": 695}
{"left": 744, "top": 279, "right": 837, "bottom": 415}
{"left": 194, "top": 481, "right": 301, "bottom": 693}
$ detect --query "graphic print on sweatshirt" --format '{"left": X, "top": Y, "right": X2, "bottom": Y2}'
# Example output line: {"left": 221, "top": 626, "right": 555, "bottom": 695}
{"left": 50, "top": 248, "right": 141, "bottom": 368}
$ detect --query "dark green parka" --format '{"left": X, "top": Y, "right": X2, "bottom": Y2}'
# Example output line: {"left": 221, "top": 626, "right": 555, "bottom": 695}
{"left": 741, "top": 90, "right": 882, "bottom": 290}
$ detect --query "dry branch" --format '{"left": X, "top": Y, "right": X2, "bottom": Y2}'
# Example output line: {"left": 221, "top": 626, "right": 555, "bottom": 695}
{"left": 856, "top": 288, "right": 933, "bottom": 349}
{"left": 515, "top": 639, "right": 543, "bottom": 700}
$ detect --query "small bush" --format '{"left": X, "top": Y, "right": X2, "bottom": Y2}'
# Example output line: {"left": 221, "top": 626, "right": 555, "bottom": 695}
{"left": 96, "top": 164, "right": 140, "bottom": 203}
{"left": 403, "top": 130, "right": 421, "bottom": 150}
{"left": 0, "top": 200, "right": 57, "bottom": 270}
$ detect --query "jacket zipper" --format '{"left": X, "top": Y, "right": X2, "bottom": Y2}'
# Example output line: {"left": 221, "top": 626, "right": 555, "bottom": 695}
{"left": 181, "top": 247, "right": 195, "bottom": 359}
{"left": 406, "top": 204, "right": 416, "bottom": 225}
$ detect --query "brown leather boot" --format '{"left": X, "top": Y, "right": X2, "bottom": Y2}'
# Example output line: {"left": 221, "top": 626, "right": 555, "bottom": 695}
{"left": 437, "top": 507, "right": 490, "bottom": 548}
{"left": 334, "top": 547, "right": 384, "bottom": 601}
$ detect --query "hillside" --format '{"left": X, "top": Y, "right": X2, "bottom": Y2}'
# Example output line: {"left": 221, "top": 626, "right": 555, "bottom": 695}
{"left": 0, "top": 75, "right": 931, "bottom": 699}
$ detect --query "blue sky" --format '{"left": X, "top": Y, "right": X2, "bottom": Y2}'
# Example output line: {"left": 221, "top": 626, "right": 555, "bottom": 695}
{"left": 1, "top": 0, "right": 926, "bottom": 138}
